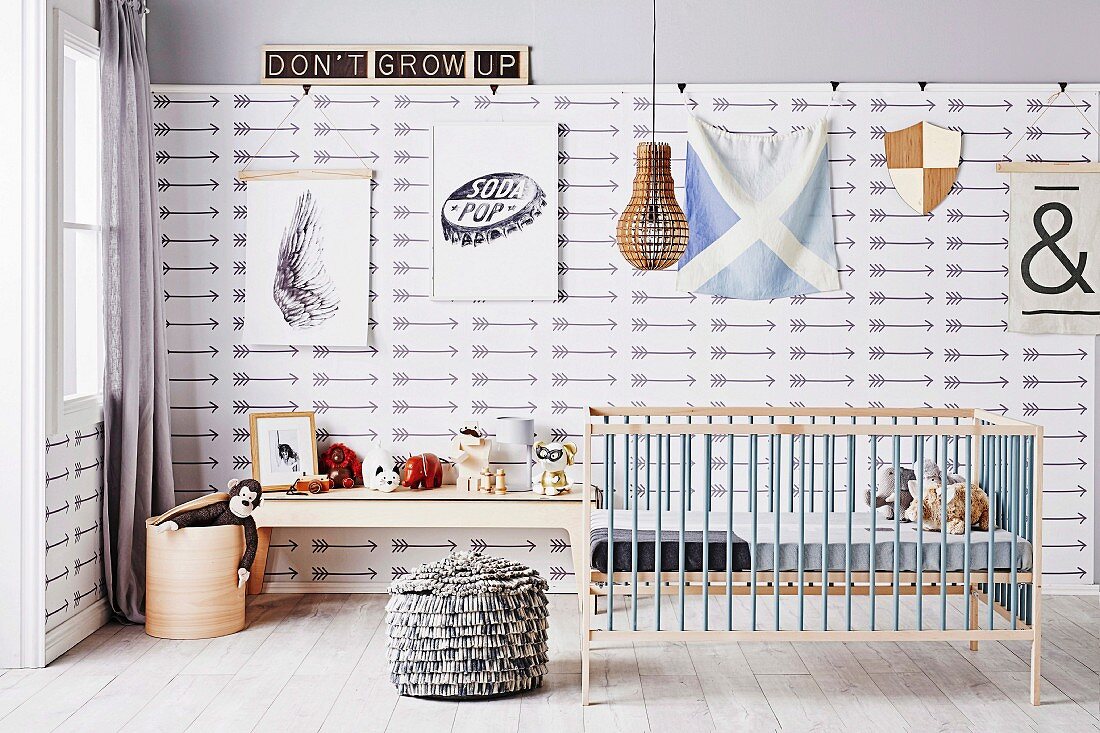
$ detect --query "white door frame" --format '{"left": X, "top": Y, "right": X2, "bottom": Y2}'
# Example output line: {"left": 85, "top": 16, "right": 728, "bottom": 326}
{"left": 0, "top": 0, "right": 47, "bottom": 669}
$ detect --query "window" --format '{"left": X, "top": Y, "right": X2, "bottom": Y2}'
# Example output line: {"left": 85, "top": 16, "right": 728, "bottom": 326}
{"left": 50, "top": 12, "right": 102, "bottom": 432}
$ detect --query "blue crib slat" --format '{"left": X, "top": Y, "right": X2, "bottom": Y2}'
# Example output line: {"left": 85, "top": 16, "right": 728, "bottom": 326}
{"left": 726, "top": 417, "right": 735, "bottom": 631}
{"left": 916, "top": 438, "right": 924, "bottom": 630}
{"left": 869, "top": 426, "right": 877, "bottom": 632}
{"left": 940, "top": 437, "right": 949, "bottom": 631}
{"left": 798, "top": 433, "right": 807, "bottom": 631}
{"left": 1010, "top": 435, "right": 1020, "bottom": 629}
{"left": 987, "top": 435, "right": 996, "bottom": 632}
{"left": 631, "top": 433, "right": 639, "bottom": 632}
{"left": 645, "top": 416, "right": 652, "bottom": 511}
{"left": 821, "top": 434, "right": 831, "bottom": 631}
{"left": 774, "top": 431, "right": 782, "bottom": 631}
{"left": 605, "top": 417, "right": 613, "bottom": 631}
{"left": 679, "top": 431, "right": 687, "bottom": 631}
{"left": 808, "top": 417, "right": 816, "bottom": 512}
{"left": 787, "top": 426, "right": 796, "bottom": 513}
{"left": 892, "top": 430, "right": 902, "bottom": 631}
{"left": 845, "top": 430, "right": 855, "bottom": 631}
{"left": 703, "top": 423, "right": 712, "bottom": 632}
{"left": 963, "top": 434, "right": 973, "bottom": 631}
{"left": 655, "top": 423, "right": 663, "bottom": 631}
{"left": 1025, "top": 436, "right": 1035, "bottom": 626}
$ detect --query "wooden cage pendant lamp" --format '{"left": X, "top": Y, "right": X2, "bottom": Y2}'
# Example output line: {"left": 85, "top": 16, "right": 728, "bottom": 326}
{"left": 615, "top": 0, "right": 688, "bottom": 271}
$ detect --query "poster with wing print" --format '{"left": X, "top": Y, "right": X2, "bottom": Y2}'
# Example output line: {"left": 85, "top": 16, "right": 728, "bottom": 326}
{"left": 1007, "top": 168, "right": 1100, "bottom": 334}
{"left": 244, "top": 177, "right": 372, "bottom": 345}
{"left": 431, "top": 123, "right": 558, "bottom": 300}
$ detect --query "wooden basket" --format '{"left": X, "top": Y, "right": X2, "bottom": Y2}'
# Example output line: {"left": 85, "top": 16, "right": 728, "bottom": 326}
{"left": 145, "top": 519, "right": 246, "bottom": 639}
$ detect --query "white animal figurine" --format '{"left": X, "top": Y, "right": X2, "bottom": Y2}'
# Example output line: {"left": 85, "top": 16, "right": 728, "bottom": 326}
{"left": 533, "top": 441, "right": 577, "bottom": 496}
{"left": 361, "top": 443, "right": 401, "bottom": 492}
{"left": 451, "top": 422, "right": 492, "bottom": 491}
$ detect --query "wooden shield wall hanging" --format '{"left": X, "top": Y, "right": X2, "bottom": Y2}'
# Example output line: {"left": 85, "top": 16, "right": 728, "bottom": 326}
{"left": 883, "top": 122, "right": 961, "bottom": 214}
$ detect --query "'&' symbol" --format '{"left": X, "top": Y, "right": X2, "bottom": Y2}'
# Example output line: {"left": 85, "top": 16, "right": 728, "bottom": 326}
{"left": 1021, "top": 202, "right": 1094, "bottom": 295}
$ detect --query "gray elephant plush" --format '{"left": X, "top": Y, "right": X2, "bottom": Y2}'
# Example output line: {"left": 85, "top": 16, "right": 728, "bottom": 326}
{"left": 866, "top": 458, "right": 964, "bottom": 521}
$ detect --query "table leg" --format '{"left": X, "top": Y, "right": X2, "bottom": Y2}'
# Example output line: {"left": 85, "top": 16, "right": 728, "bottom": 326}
{"left": 248, "top": 526, "right": 271, "bottom": 595}
{"left": 568, "top": 527, "right": 588, "bottom": 615}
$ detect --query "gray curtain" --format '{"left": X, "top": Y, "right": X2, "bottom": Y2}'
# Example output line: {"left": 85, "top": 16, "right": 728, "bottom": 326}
{"left": 100, "top": 0, "right": 176, "bottom": 623}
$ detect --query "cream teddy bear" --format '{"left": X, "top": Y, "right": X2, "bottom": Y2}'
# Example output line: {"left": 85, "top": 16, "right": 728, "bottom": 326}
{"left": 904, "top": 479, "right": 990, "bottom": 534}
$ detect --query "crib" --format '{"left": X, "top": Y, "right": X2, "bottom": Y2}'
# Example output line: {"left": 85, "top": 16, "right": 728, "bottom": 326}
{"left": 580, "top": 406, "right": 1043, "bottom": 706}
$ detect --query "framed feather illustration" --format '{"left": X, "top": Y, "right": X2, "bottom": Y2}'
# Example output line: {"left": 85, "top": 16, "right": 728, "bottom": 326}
{"left": 242, "top": 172, "right": 372, "bottom": 346}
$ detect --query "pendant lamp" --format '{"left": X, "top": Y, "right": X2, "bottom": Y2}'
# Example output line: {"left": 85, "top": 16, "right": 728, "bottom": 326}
{"left": 615, "top": 0, "right": 689, "bottom": 271}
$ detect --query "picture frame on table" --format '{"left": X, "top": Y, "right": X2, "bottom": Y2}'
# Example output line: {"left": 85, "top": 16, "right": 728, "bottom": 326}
{"left": 249, "top": 411, "right": 318, "bottom": 491}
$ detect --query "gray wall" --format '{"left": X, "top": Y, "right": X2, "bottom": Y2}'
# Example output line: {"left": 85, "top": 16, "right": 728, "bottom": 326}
{"left": 147, "top": 0, "right": 1100, "bottom": 85}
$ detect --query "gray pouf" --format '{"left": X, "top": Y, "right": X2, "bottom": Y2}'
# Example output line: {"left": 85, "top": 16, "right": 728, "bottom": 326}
{"left": 386, "top": 551, "right": 549, "bottom": 698}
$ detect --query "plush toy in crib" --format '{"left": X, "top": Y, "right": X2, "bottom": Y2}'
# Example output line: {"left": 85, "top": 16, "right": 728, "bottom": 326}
{"left": 150, "top": 478, "right": 262, "bottom": 587}
{"left": 904, "top": 479, "right": 990, "bottom": 533}
{"left": 868, "top": 458, "right": 965, "bottom": 521}
{"left": 533, "top": 441, "right": 577, "bottom": 496}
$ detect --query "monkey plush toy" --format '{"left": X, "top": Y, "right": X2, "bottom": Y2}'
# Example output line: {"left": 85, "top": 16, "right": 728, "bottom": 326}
{"left": 151, "top": 478, "right": 263, "bottom": 588}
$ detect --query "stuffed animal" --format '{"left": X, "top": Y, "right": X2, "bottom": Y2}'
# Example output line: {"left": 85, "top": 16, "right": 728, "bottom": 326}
{"left": 904, "top": 480, "right": 990, "bottom": 534}
{"left": 867, "top": 458, "right": 965, "bottom": 521}
{"left": 320, "top": 442, "right": 362, "bottom": 488}
{"left": 451, "top": 422, "right": 492, "bottom": 491}
{"left": 151, "top": 478, "right": 263, "bottom": 587}
{"left": 533, "top": 441, "right": 577, "bottom": 496}
{"left": 361, "top": 443, "right": 401, "bottom": 492}
{"left": 401, "top": 452, "right": 444, "bottom": 490}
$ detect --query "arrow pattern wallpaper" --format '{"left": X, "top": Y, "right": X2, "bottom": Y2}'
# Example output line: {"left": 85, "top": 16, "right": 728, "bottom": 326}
{"left": 45, "top": 424, "right": 105, "bottom": 630}
{"left": 152, "top": 84, "right": 1096, "bottom": 590}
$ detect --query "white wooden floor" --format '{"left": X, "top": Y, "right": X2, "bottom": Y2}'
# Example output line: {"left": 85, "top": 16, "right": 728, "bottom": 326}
{"left": 0, "top": 592, "right": 1096, "bottom": 732}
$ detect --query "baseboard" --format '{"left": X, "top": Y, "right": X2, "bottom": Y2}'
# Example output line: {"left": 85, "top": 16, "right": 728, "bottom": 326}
{"left": 44, "top": 598, "right": 110, "bottom": 664}
{"left": 1042, "top": 584, "right": 1099, "bottom": 597}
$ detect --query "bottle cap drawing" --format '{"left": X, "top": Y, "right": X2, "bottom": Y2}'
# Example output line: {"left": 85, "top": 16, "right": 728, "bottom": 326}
{"left": 440, "top": 172, "right": 546, "bottom": 246}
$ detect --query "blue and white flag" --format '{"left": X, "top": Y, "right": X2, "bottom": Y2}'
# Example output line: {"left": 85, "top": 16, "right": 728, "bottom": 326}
{"left": 676, "top": 116, "right": 840, "bottom": 299}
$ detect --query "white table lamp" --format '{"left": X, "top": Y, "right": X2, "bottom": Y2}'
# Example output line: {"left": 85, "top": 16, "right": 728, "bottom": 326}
{"left": 495, "top": 417, "right": 535, "bottom": 490}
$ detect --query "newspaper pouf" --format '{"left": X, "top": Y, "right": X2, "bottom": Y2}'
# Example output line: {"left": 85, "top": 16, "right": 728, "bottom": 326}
{"left": 386, "top": 552, "right": 549, "bottom": 698}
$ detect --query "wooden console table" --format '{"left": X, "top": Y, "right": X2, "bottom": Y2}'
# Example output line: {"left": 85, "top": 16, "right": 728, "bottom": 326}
{"left": 247, "top": 486, "right": 590, "bottom": 599}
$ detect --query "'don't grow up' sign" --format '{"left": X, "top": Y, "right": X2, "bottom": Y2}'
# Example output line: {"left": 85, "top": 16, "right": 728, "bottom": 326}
{"left": 261, "top": 46, "right": 528, "bottom": 85}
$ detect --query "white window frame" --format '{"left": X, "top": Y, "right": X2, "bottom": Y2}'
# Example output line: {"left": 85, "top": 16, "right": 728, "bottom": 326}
{"left": 48, "top": 10, "right": 102, "bottom": 434}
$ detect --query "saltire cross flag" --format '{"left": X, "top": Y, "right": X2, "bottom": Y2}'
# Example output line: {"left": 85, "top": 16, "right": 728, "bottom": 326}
{"left": 675, "top": 115, "right": 840, "bottom": 300}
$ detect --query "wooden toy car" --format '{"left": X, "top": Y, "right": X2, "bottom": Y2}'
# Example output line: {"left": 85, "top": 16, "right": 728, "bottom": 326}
{"left": 289, "top": 474, "right": 333, "bottom": 495}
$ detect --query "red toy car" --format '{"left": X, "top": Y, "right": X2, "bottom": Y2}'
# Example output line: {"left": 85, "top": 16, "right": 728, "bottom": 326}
{"left": 400, "top": 453, "right": 444, "bottom": 490}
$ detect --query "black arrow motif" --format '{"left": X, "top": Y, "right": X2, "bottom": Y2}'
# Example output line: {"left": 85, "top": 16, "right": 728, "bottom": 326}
{"left": 165, "top": 318, "right": 218, "bottom": 330}
{"left": 1022, "top": 347, "right": 1088, "bottom": 361}
{"left": 830, "top": 154, "right": 857, "bottom": 166}
{"left": 552, "top": 318, "right": 617, "bottom": 331}
{"left": 264, "top": 567, "right": 299, "bottom": 580}
{"left": 311, "top": 567, "right": 378, "bottom": 581}
{"left": 631, "top": 290, "right": 695, "bottom": 303}
{"left": 1023, "top": 375, "right": 1087, "bottom": 388}
{"left": 1025, "top": 154, "right": 1093, "bottom": 164}
{"left": 1045, "top": 458, "right": 1088, "bottom": 470}
{"left": 170, "top": 401, "right": 219, "bottom": 413}
{"left": 164, "top": 289, "right": 219, "bottom": 302}
{"left": 470, "top": 539, "right": 536, "bottom": 552}
{"left": 392, "top": 428, "right": 457, "bottom": 441}
{"left": 74, "top": 522, "right": 99, "bottom": 541}
{"left": 945, "top": 292, "right": 1007, "bottom": 305}
{"left": 1046, "top": 485, "right": 1087, "bottom": 496}
{"left": 708, "top": 97, "right": 777, "bottom": 111}
{"left": 1026, "top": 126, "right": 1092, "bottom": 139}
{"left": 315, "top": 150, "right": 379, "bottom": 164}
{"left": 393, "top": 149, "right": 429, "bottom": 164}
{"left": 869, "top": 291, "right": 934, "bottom": 305}
{"left": 869, "top": 264, "right": 934, "bottom": 277}
{"left": 313, "top": 121, "right": 377, "bottom": 136}
{"left": 232, "top": 401, "right": 298, "bottom": 414}
{"left": 869, "top": 374, "right": 933, "bottom": 387}
{"left": 46, "top": 468, "right": 70, "bottom": 484}
{"left": 171, "top": 428, "right": 219, "bottom": 441}
{"left": 950, "top": 181, "right": 1009, "bottom": 195}
{"left": 472, "top": 345, "right": 538, "bottom": 359}
{"left": 153, "top": 94, "right": 219, "bottom": 109}
{"left": 232, "top": 149, "right": 299, "bottom": 164}
{"left": 870, "top": 98, "right": 934, "bottom": 112}
{"left": 170, "top": 373, "right": 218, "bottom": 385}
{"left": 312, "top": 345, "right": 379, "bottom": 358}
{"left": 1047, "top": 431, "right": 1088, "bottom": 442}
{"left": 232, "top": 345, "right": 299, "bottom": 358}
{"left": 311, "top": 538, "right": 377, "bottom": 553}
{"left": 233, "top": 94, "right": 298, "bottom": 108}
{"left": 474, "top": 95, "right": 540, "bottom": 109}
{"left": 557, "top": 151, "right": 620, "bottom": 164}
{"left": 550, "top": 401, "right": 583, "bottom": 414}
{"left": 631, "top": 374, "right": 697, "bottom": 387}
{"left": 1043, "top": 514, "right": 1088, "bottom": 525}
{"left": 391, "top": 539, "right": 457, "bottom": 552}
{"left": 45, "top": 534, "right": 70, "bottom": 553}
{"left": 792, "top": 98, "right": 856, "bottom": 112}
{"left": 945, "top": 376, "right": 1008, "bottom": 389}
{"left": 393, "top": 317, "right": 458, "bottom": 330}
{"left": 712, "top": 347, "right": 776, "bottom": 360}
{"left": 157, "top": 178, "right": 219, "bottom": 192}
{"left": 944, "top": 349, "right": 1008, "bottom": 362}
{"left": 393, "top": 372, "right": 459, "bottom": 386}
{"left": 312, "top": 400, "right": 377, "bottom": 414}
{"left": 790, "top": 374, "right": 853, "bottom": 387}
{"left": 1022, "top": 403, "right": 1088, "bottom": 416}
{"left": 870, "top": 208, "right": 933, "bottom": 223}
{"left": 551, "top": 345, "right": 618, "bottom": 359}
{"left": 946, "top": 264, "right": 1008, "bottom": 277}
{"left": 159, "top": 205, "right": 218, "bottom": 219}
{"left": 163, "top": 261, "right": 218, "bottom": 275}
{"left": 709, "top": 319, "right": 774, "bottom": 332}
{"left": 392, "top": 260, "right": 428, "bottom": 275}
{"left": 270, "top": 539, "right": 299, "bottom": 552}
{"left": 558, "top": 124, "right": 619, "bottom": 138}
{"left": 395, "top": 94, "right": 459, "bottom": 108}
{"left": 393, "top": 345, "right": 459, "bottom": 358}
{"left": 392, "top": 233, "right": 427, "bottom": 248}
{"left": 791, "top": 319, "right": 854, "bottom": 332}
{"left": 946, "top": 319, "right": 1006, "bottom": 333}
{"left": 155, "top": 150, "right": 219, "bottom": 164}
{"left": 868, "top": 180, "right": 895, "bottom": 194}
{"left": 787, "top": 291, "right": 855, "bottom": 305}
{"left": 233, "top": 121, "right": 300, "bottom": 136}
{"left": 790, "top": 347, "right": 854, "bottom": 360}
{"left": 168, "top": 346, "right": 218, "bottom": 357}
{"left": 551, "top": 373, "right": 616, "bottom": 387}
{"left": 45, "top": 501, "right": 70, "bottom": 520}
{"left": 392, "top": 289, "right": 428, "bottom": 302}
{"left": 313, "top": 94, "right": 379, "bottom": 109}
{"left": 45, "top": 435, "right": 70, "bottom": 452}
{"left": 232, "top": 372, "right": 299, "bottom": 386}
{"left": 946, "top": 209, "right": 1009, "bottom": 223}
{"left": 172, "top": 456, "right": 219, "bottom": 468}
{"left": 557, "top": 289, "right": 617, "bottom": 302}
{"left": 45, "top": 600, "right": 69, "bottom": 621}
{"left": 73, "top": 459, "right": 101, "bottom": 478}
{"left": 558, "top": 234, "right": 617, "bottom": 247}
{"left": 391, "top": 400, "right": 459, "bottom": 411}
{"left": 311, "top": 372, "right": 377, "bottom": 387}
{"left": 471, "top": 400, "right": 536, "bottom": 415}
{"left": 947, "top": 98, "right": 1012, "bottom": 112}
{"left": 315, "top": 429, "right": 380, "bottom": 443}
{"left": 869, "top": 236, "right": 934, "bottom": 251}
{"left": 945, "top": 125, "right": 1012, "bottom": 138}
{"left": 631, "top": 346, "right": 696, "bottom": 359}
{"left": 74, "top": 552, "right": 100, "bottom": 573}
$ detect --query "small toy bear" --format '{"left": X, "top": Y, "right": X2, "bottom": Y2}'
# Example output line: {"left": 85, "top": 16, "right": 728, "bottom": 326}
{"left": 533, "top": 441, "right": 577, "bottom": 496}
{"left": 151, "top": 478, "right": 262, "bottom": 587}
{"left": 867, "top": 458, "right": 965, "bottom": 521}
{"left": 320, "top": 442, "right": 362, "bottom": 488}
{"left": 361, "top": 443, "right": 401, "bottom": 492}
{"left": 904, "top": 479, "right": 990, "bottom": 533}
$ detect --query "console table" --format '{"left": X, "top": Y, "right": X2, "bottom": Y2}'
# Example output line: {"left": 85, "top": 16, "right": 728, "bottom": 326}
{"left": 247, "top": 486, "right": 590, "bottom": 599}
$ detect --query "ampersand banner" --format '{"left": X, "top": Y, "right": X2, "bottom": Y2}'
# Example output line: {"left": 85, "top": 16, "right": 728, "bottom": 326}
{"left": 1002, "top": 164, "right": 1100, "bottom": 334}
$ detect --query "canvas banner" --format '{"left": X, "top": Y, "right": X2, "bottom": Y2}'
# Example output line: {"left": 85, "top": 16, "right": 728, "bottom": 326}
{"left": 1008, "top": 171, "right": 1100, "bottom": 334}
{"left": 675, "top": 115, "right": 839, "bottom": 300}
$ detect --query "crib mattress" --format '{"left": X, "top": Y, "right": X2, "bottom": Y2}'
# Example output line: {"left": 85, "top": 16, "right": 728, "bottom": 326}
{"left": 590, "top": 510, "right": 1033, "bottom": 574}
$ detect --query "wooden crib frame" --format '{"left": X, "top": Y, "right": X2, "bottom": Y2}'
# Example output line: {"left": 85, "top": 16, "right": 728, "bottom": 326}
{"left": 580, "top": 406, "right": 1043, "bottom": 706}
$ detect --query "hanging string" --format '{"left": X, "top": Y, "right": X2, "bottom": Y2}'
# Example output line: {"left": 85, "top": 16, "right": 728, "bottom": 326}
{"left": 239, "top": 86, "right": 375, "bottom": 178}
{"left": 1004, "top": 85, "right": 1100, "bottom": 161}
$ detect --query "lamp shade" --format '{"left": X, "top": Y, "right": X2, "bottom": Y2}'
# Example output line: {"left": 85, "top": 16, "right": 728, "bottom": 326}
{"left": 616, "top": 141, "right": 689, "bottom": 270}
{"left": 495, "top": 417, "right": 535, "bottom": 445}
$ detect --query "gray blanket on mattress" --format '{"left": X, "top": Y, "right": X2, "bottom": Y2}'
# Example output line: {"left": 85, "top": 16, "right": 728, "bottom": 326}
{"left": 590, "top": 510, "right": 1033, "bottom": 574}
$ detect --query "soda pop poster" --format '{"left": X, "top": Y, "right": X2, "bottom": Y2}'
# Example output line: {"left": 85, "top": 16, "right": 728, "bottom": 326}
{"left": 431, "top": 123, "right": 558, "bottom": 300}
